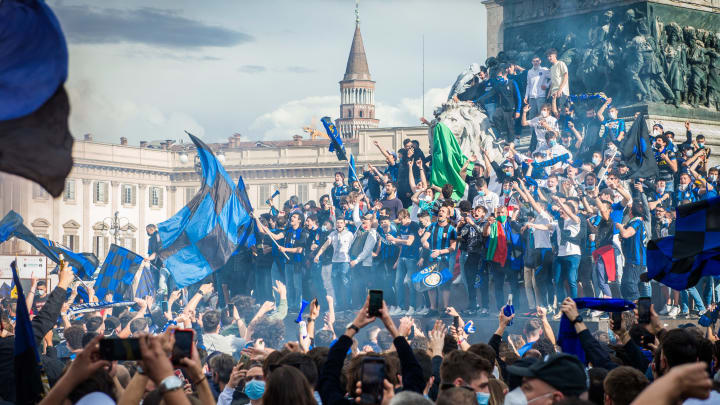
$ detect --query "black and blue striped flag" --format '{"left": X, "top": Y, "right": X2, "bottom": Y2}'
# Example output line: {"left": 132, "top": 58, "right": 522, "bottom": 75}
{"left": 39, "top": 237, "right": 98, "bottom": 280}
{"left": 236, "top": 176, "right": 257, "bottom": 248}
{"left": 646, "top": 196, "right": 720, "bottom": 290}
{"left": 157, "top": 133, "right": 253, "bottom": 287}
{"left": 321, "top": 116, "right": 348, "bottom": 161}
{"left": 621, "top": 115, "right": 659, "bottom": 179}
{"left": 95, "top": 244, "right": 154, "bottom": 301}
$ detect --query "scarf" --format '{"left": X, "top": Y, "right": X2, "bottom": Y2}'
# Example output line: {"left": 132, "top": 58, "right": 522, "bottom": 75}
{"left": 558, "top": 298, "right": 635, "bottom": 364}
{"left": 592, "top": 245, "right": 616, "bottom": 281}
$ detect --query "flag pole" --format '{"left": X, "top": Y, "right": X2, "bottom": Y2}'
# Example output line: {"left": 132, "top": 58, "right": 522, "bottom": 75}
{"left": 250, "top": 213, "right": 290, "bottom": 261}
{"left": 348, "top": 154, "right": 361, "bottom": 184}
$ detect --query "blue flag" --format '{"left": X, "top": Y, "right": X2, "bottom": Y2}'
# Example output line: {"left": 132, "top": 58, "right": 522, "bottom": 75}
{"left": 557, "top": 298, "right": 635, "bottom": 365}
{"left": 39, "top": 238, "right": 98, "bottom": 280}
{"left": 11, "top": 261, "right": 48, "bottom": 402}
{"left": 621, "top": 115, "right": 659, "bottom": 179}
{"left": 646, "top": 196, "right": 720, "bottom": 290}
{"left": 95, "top": 244, "right": 152, "bottom": 301}
{"left": 348, "top": 154, "right": 358, "bottom": 183}
{"left": 157, "top": 133, "right": 253, "bottom": 287}
{"left": 236, "top": 176, "right": 257, "bottom": 248}
{"left": 411, "top": 263, "right": 454, "bottom": 292}
{"left": 321, "top": 116, "right": 348, "bottom": 161}
{"left": 0, "top": 211, "right": 66, "bottom": 263}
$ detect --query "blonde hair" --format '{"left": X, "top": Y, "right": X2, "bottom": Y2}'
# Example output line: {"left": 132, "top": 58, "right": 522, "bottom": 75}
{"left": 488, "top": 377, "right": 509, "bottom": 405}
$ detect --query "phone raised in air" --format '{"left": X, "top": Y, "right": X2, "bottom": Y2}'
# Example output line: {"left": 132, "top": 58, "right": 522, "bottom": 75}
{"left": 361, "top": 356, "right": 385, "bottom": 405}
{"left": 99, "top": 338, "right": 142, "bottom": 361}
{"left": 637, "top": 297, "right": 652, "bottom": 325}
{"left": 171, "top": 329, "right": 195, "bottom": 366}
{"left": 368, "top": 290, "right": 383, "bottom": 317}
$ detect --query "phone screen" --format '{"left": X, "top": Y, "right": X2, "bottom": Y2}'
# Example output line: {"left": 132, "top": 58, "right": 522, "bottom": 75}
{"left": 161, "top": 301, "right": 169, "bottom": 313}
{"left": 99, "top": 338, "right": 141, "bottom": 361}
{"left": 611, "top": 311, "right": 623, "bottom": 331}
{"left": 361, "top": 357, "right": 385, "bottom": 404}
{"left": 368, "top": 290, "right": 383, "bottom": 317}
{"left": 638, "top": 297, "right": 651, "bottom": 324}
{"left": 172, "top": 329, "right": 194, "bottom": 365}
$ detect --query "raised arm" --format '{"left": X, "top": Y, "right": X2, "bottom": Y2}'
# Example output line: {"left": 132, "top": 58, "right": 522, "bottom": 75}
{"left": 372, "top": 140, "right": 395, "bottom": 165}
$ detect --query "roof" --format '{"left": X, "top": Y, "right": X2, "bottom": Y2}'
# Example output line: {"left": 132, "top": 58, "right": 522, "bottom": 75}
{"left": 343, "top": 24, "right": 371, "bottom": 81}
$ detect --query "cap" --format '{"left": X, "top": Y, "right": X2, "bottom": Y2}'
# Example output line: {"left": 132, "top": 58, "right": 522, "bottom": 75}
{"left": 507, "top": 353, "right": 588, "bottom": 397}
{"left": 502, "top": 160, "right": 514, "bottom": 167}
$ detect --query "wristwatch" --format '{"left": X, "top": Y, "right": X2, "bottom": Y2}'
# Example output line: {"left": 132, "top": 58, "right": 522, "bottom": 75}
{"left": 571, "top": 316, "right": 584, "bottom": 324}
{"left": 348, "top": 324, "right": 360, "bottom": 333}
{"left": 158, "top": 375, "right": 184, "bottom": 394}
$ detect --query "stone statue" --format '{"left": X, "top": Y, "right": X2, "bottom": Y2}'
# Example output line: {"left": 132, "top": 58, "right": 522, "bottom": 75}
{"left": 706, "top": 33, "right": 720, "bottom": 110}
{"left": 637, "top": 24, "right": 674, "bottom": 103}
{"left": 685, "top": 30, "right": 707, "bottom": 107}
{"left": 624, "top": 35, "right": 647, "bottom": 102}
{"left": 448, "top": 63, "right": 481, "bottom": 101}
{"left": 428, "top": 100, "right": 504, "bottom": 164}
{"left": 663, "top": 23, "right": 688, "bottom": 107}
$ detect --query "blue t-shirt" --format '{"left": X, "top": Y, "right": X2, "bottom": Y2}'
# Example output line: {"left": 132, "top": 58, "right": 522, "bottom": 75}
{"left": 602, "top": 118, "right": 626, "bottom": 142}
{"left": 610, "top": 202, "right": 624, "bottom": 235}
{"left": 331, "top": 184, "right": 349, "bottom": 209}
{"left": 621, "top": 219, "right": 646, "bottom": 266}
{"left": 377, "top": 227, "right": 399, "bottom": 261}
{"left": 398, "top": 221, "right": 421, "bottom": 260}
{"left": 518, "top": 341, "right": 535, "bottom": 357}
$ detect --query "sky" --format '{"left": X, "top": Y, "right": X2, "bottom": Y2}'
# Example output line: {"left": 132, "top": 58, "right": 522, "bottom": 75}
{"left": 48, "top": 0, "right": 488, "bottom": 145}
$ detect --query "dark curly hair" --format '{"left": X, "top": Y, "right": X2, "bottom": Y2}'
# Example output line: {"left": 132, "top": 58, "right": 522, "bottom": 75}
{"left": 252, "top": 317, "right": 285, "bottom": 349}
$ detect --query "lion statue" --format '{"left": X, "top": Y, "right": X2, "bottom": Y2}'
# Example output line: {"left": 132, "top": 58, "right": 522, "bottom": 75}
{"left": 427, "top": 100, "right": 505, "bottom": 165}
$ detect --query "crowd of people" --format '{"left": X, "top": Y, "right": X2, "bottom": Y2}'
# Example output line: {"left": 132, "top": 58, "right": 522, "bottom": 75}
{"left": 1, "top": 48, "right": 720, "bottom": 405}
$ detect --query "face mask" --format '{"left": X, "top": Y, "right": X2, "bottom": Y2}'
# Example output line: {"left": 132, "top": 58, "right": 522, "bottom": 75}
{"left": 478, "top": 191, "right": 485, "bottom": 197}
{"left": 477, "top": 392, "right": 491, "bottom": 405}
{"left": 698, "top": 143, "right": 705, "bottom": 149}
{"left": 498, "top": 215, "right": 507, "bottom": 223}
{"left": 321, "top": 225, "right": 328, "bottom": 232}
{"left": 503, "top": 189, "right": 511, "bottom": 195}
{"left": 686, "top": 150, "right": 693, "bottom": 157}
{"left": 504, "top": 387, "right": 527, "bottom": 405}
{"left": 609, "top": 111, "right": 618, "bottom": 119}
{"left": 679, "top": 183, "right": 689, "bottom": 191}
{"left": 425, "top": 195, "right": 433, "bottom": 202}
{"left": 709, "top": 175, "right": 718, "bottom": 182}
{"left": 591, "top": 157, "right": 602, "bottom": 166}
{"left": 656, "top": 187, "right": 665, "bottom": 193}
{"left": 653, "top": 129, "right": 661, "bottom": 136}
{"left": 244, "top": 380, "right": 266, "bottom": 400}
{"left": 549, "top": 140, "right": 557, "bottom": 147}
{"left": 541, "top": 110, "right": 549, "bottom": 118}
{"left": 660, "top": 217, "right": 670, "bottom": 226}
{"left": 503, "top": 169, "right": 512, "bottom": 175}
{"left": 654, "top": 143, "right": 662, "bottom": 150}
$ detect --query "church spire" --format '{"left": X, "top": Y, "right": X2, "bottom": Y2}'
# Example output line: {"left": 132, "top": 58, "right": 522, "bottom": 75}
{"left": 343, "top": 1, "right": 370, "bottom": 81}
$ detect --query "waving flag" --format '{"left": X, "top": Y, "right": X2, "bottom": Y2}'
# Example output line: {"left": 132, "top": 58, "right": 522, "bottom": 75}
{"left": 157, "top": 133, "right": 253, "bottom": 287}
{"left": 95, "top": 244, "right": 151, "bottom": 301}
{"left": 321, "top": 116, "right": 348, "bottom": 161}
{"left": 39, "top": 238, "right": 98, "bottom": 280}
{"left": 0, "top": 211, "right": 64, "bottom": 263}
{"left": 236, "top": 176, "right": 257, "bottom": 248}
{"left": 348, "top": 154, "right": 358, "bottom": 183}
{"left": 0, "top": 0, "right": 73, "bottom": 197}
{"left": 429, "top": 122, "right": 472, "bottom": 200}
{"left": 12, "top": 262, "right": 49, "bottom": 403}
{"left": 621, "top": 115, "right": 658, "bottom": 179}
{"left": 646, "top": 196, "right": 720, "bottom": 290}
{"left": 411, "top": 262, "right": 454, "bottom": 292}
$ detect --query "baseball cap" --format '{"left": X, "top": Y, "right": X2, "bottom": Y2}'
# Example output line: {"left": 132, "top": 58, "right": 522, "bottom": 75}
{"left": 507, "top": 353, "right": 588, "bottom": 397}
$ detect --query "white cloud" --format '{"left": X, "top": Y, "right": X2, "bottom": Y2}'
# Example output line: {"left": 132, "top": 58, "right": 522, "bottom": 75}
{"left": 248, "top": 86, "right": 450, "bottom": 141}
{"left": 66, "top": 82, "right": 206, "bottom": 145}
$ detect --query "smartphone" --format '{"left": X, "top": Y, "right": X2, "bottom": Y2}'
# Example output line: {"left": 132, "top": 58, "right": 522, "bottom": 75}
{"left": 171, "top": 329, "right": 194, "bottom": 366}
{"left": 361, "top": 356, "right": 385, "bottom": 404}
{"left": 611, "top": 311, "right": 623, "bottom": 331}
{"left": 161, "top": 301, "right": 169, "bottom": 313}
{"left": 638, "top": 297, "right": 651, "bottom": 325}
{"left": 368, "top": 290, "right": 383, "bottom": 317}
{"left": 99, "top": 338, "right": 142, "bottom": 361}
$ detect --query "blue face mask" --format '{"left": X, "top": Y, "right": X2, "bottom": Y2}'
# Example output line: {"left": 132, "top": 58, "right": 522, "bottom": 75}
{"left": 476, "top": 391, "right": 490, "bottom": 405}
{"left": 549, "top": 140, "right": 557, "bottom": 147}
{"left": 478, "top": 191, "right": 485, "bottom": 197}
{"left": 503, "top": 189, "right": 511, "bottom": 195}
{"left": 244, "top": 380, "right": 266, "bottom": 400}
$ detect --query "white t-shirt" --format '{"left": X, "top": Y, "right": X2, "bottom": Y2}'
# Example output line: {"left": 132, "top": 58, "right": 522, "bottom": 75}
{"left": 529, "top": 116, "right": 559, "bottom": 151}
{"left": 533, "top": 211, "right": 555, "bottom": 249}
{"left": 329, "top": 229, "right": 353, "bottom": 263}
{"left": 472, "top": 190, "right": 499, "bottom": 216}
{"left": 550, "top": 60, "right": 569, "bottom": 96}
{"left": 525, "top": 66, "right": 551, "bottom": 99}
{"left": 555, "top": 218, "right": 581, "bottom": 256}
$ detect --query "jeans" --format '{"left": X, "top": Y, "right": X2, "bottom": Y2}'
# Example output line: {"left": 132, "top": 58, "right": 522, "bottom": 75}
{"left": 307, "top": 262, "right": 326, "bottom": 308}
{"left": 396, "top": 257, "right": 418, "bottom": 309}
{"left": 331, "top": 262, "right": 350, "bottom": 310}
{"left": 488, "top": 260, "right": 520, "bottom": 310}
{"left": 593, "top": 251, "right": 613, "bottom": 298}
{"left": 321, "top": 263, "right": 334, "bottom": 300}
{"left": 701, "top": 276, "right": 720, "bottom": 305}
{"left": 621, "top": 264, "right": 646, "bottom": 302}
{"left": 284, "top": 262, "right": 303, "bottom": 305}
{"left": 464, "top": 253, "right": 484, "bottom": 308}
{"left": 553, "top": 255, "right": 580, "bottom": 302}
{"left": 254, "top": 262, "right": 273, "bottom": 304}
{"left": 352, "top": 265, "right": 372, "bottom": 307}
{"left": 680, "top": 287, "right": 706, "bottom": 314}
{"left": 377, "top": 260, "right": 396, "bottom": 306}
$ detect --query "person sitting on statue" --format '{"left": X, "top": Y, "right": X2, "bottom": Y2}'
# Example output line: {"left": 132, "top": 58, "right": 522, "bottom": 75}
{"left": 475, "top": 63, "right": 522, "bottom": 143}
{"left": 597, "top": 97, "right": 626, "bottom": 145}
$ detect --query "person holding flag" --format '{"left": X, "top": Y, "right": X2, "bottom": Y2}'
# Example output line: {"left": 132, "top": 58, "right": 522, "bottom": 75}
{"left": 421, "top": 205, "right": 457, "bottom": 315}
{"left": 484, "top": 206, "right": 512, "bottom": 312}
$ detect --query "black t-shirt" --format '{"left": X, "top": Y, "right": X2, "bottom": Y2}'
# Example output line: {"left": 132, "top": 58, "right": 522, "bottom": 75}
{"left": 314, "top": 229, "right": 334, "bottom": 265}
{"left": 283, "top": 226, "right": 308, "bottom": 263}
{"left": 595, "top": 218, "right": 615, "bottom": 249}
{"left": 148, "top": 232, "right": 163, "bottom": 268}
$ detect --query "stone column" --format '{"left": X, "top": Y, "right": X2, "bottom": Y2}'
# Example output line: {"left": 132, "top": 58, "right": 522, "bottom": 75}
{"left": 168, "top": 186, "right": 177, "bottom": 218}
{"left": 82, "top": 179, "right": 91, "bottom": 252}
{"left": 111, "top": 181, "right": 120, "bottom": 213}
{"left": 138, "top": 184, "right": 147, "bottom": 252}
{"left": 483, "top": 0, "right": 504, "bottom": 56}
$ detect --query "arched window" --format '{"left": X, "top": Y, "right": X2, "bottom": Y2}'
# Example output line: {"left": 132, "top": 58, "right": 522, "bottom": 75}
{"left": 359, "top": 111, "right": 363, "bottom": 118}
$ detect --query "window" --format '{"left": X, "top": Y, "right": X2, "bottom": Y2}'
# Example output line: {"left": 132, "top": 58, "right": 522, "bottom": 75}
{"left": 259, "top": 184, "right": 271, "bottom": 207}
{"left": 93, "top": 235, "right": 108, "bottom": 257}
{"left": 63, "top": 180, "right": 76, "bottom": 201}
{"left": 120, "top": 236, "right": 136, "bottom": 252}
{"left": 149, "top": 186, "right": 163, "bottom": 208}
{"left": 32, "top": 184, "right": 48, "bottom": 200}
{"left": 62, "top": 234, "right": 79, "bottom": 251}
{"left": 185, "top": 187, "right": 196, "bottom": 203}
{"left": 122, "top": 185, "right": 136, "bottom": 205}
{"left": 348, "top": 109, "right": 353, "bottom": 118}
{"left": 297, "top": 184, "right": 309, "bottom": 204}
{"left": 359, "top": 110, "right": 363, "bottom": 118}
{"left": 93, "top": 181, "right": 109, "bottom": 203}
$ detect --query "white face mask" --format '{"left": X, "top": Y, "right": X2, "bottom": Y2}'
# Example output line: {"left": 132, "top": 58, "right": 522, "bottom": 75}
{"left": 709, "top": 175, "right": 718, "bottom": 182}
{"left": 679, "top": 183, "right": 689, "bottom": 191}
{"left": 425, "top": 195, "right": 433, "bottom": 202}
{"left": 504, "top": 388, "right": 554, "bottom": 405}
{"left": 541, "top": 110, "right": 549, "bottom": 118}
{"left": 609, "top": 111, "right": 618, "bottom": 120}
{"left": 653, "top": 129, "right": 661, "bottom": 136}
{"left": 592, "top": 157, "right": 602, "bottom": 166}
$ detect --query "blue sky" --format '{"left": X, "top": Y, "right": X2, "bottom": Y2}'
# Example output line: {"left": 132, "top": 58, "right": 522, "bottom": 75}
{"left": 49, "top": 0, "right": 488, "bottom": 144}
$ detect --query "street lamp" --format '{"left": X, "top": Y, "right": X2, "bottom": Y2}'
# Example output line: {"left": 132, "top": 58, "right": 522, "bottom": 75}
{"left": 102, "top": 211, "right": 130, "bottom": 245}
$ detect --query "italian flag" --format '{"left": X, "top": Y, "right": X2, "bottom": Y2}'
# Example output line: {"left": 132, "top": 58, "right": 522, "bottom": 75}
{"left": 485, "top": 220, "right": 508, "bottom": 266}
